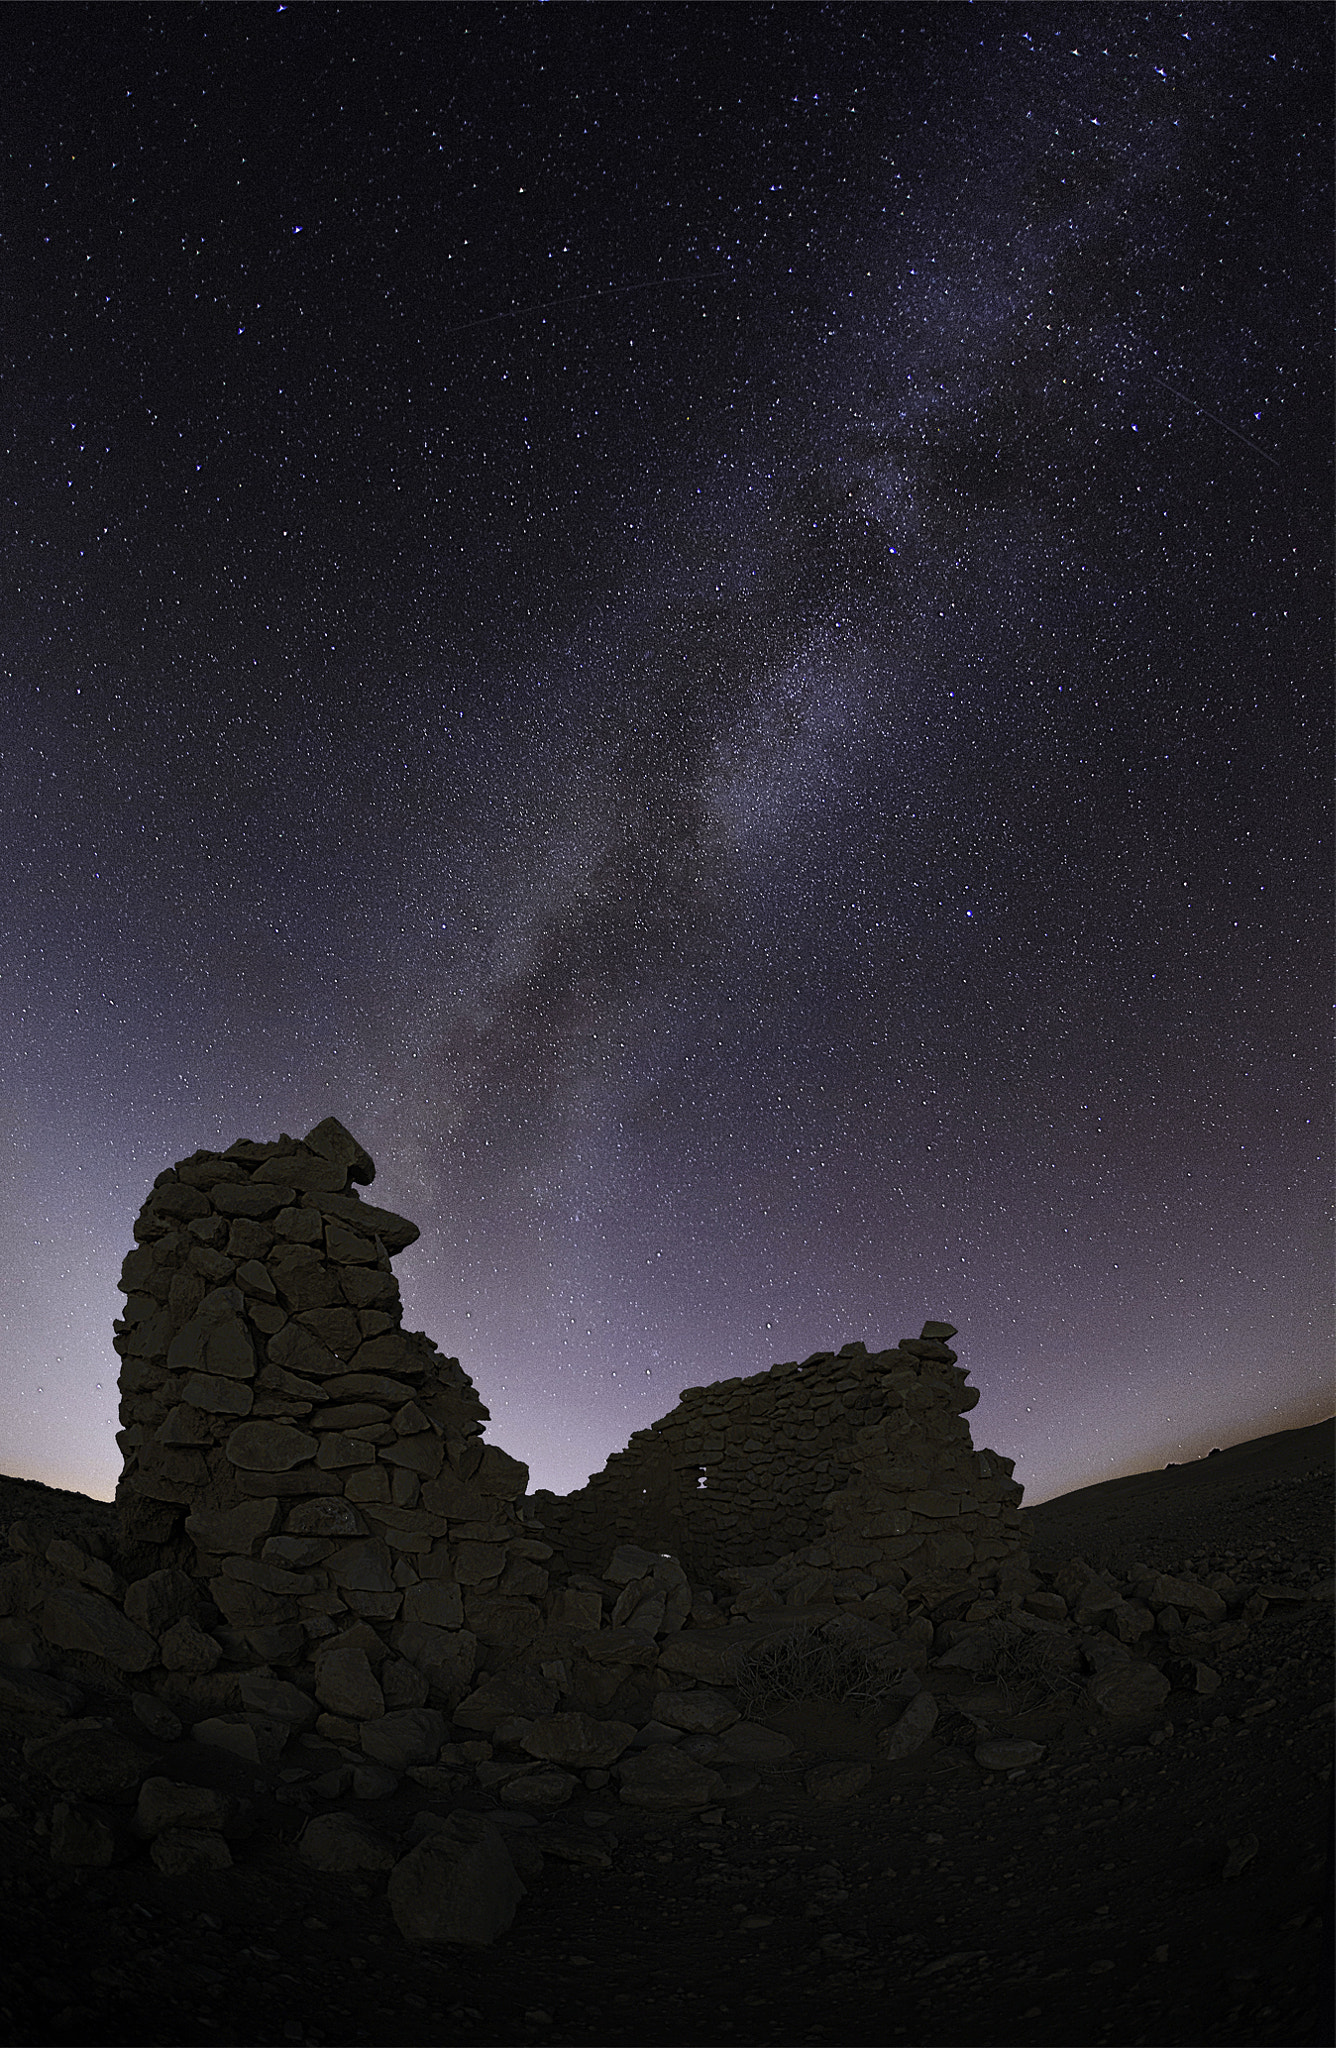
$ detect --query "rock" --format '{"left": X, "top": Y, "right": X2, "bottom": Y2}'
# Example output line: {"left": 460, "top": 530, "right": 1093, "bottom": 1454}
{"left": 935, "top": 1631, "right": 997, "bottom": 1672}
{"left": 136, "top": 1778, "right": 236, "bottom": 1836}
{"left": 352, "top": 1764, "right": 400, "bottom": 1800}
{"left": 1087, "top": 1661, "right": 1172, "bottom": 1717}
{"left": 132, "top": 1692, "right": 184, "bottom": 1742}
{"left": 23, "top": 1722, "right": 152, "bottom": 1803}
{"left": 975, "top": 1739, "right": 1045, "bottom": 1771}
{"left": 314, "top": 1646, "right": 385, "bottom": 1720}
{"left": 185, "top": 1498, "right": 281, "bottom": 1553}
{"left": 654, "top": 1632, "right": 745, "bottom": 1685}
{"left": 501, "top": 1767, "right": 577, "bottom": 1808}
{"left": 1166, "top": 1657, "right": 1221, "bottom": 1695}
{"left": 632, "top": 1720, "right": 682, "bottom": 1747}
{"left": 877, "top": 1690, "right": 940, "bottom": 1760}
{"left": 192, "top": 1716, "right": 287, "bottom": 1767}
{"left": 299, "top": 1812, "right": 398, "bottom": 1872}
{"left": 150, "top": 1828, "right": 234, "bottom": 1875}
{"left": 124, "top": 1569, "right": 199, "bottom": 1636}
{"left": 0, "top": 1666, "right": 84, "bottom": 1717}
{"left": 651, "top": 1689, "right": 739, "bottom": 1735}
{"left": 325, "top": 1538, "right": 396, "bottom": 1593}
{"left": 401, "top": 1581, "right": 465, "bottom": 1630}
{"left": 520, "top": 1714, "right": 637, "bottom": 1770}
{"left": 359, "top": 1707, "right": 446, "bottom": 1769}
{"left": 39, "top": 1586, "right": 158, "bottom": 1672}
{"left": 50, "top": 1801, "right": 121, "bottom": 1866}
{"left": 526, "top": 1823, "right": 612, "bottom": 1869}
{"left": 713, "top": 1722, "right": 794, "bottom": 1764}
{"left": 180, "top": 1372, "right": 254, "bottom": 1416}
{"left": 159, "top": 1618, "right": 222, "bottom": 1674}
{"left": 1143, "top": 1573, "right": 1227, "bottom": 1623}
{"left": 224, "top": 1420, "right": 319, "bottom": 1471}
{"left": 238, "top": 1672, "right": 318, "bottom": 1728}
{"left": 805, "top": 1760, "right": 873, "bottom": 1802}
{"left": 605, "top": 1545, "right": 665, "bottom": 1585}
{"left": 391, "top": 1621, "right": 476, "bottom": 1707}
{"left": 283, "top": 1496, "right": 368, "bottom": 1538}
{"left": 454, "top": 1669, "right": 560, "bottom": 1734}
{"left": 389, "top": 1812, "right": 526, "bottom": 1946}
{"left": 616, "top": 1747, "right": 726, "bottom": 1809}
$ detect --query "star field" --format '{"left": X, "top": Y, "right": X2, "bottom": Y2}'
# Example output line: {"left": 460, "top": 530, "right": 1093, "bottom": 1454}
{"left": 2, "top": 5, "right": 1330, "bottom": 1506}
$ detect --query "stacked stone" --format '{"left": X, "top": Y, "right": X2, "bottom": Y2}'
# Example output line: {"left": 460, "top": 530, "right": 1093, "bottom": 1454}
{"left": 530, "top": 1325, "right": 1028, "bottom": 1595}
{"left": 105, "top": 1118, "right": 547, "bottom": 1749}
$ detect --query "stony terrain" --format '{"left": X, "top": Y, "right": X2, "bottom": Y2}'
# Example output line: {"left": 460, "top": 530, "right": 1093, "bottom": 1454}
{"left": 0, "top": 1424, "right": 1330, "bottom": 2048}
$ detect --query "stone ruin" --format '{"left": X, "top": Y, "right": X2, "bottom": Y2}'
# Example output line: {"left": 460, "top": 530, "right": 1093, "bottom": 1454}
{"left": 92, "top": 1114, "right": 1030, "bottom": 1709}
{"left": 530, "top": 1334, "right": 1028, "bottom": 1600}
{"left": 0, "top": 1117, "right": 1227, "bottom": 1937}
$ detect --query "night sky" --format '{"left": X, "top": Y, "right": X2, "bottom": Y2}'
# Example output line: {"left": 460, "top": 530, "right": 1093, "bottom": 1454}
{"left": 3, "top": 5, "right": 1330, "bottom": 1511}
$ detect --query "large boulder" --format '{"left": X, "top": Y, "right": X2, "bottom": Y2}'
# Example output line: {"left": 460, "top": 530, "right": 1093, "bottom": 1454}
{"left": 388, "top": 1813, "right": 526, "bottom": 1945}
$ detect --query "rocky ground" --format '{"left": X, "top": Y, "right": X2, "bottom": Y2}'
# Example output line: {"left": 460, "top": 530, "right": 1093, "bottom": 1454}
{"left": 0, "top": 1426, "right": 1331, "bottom": 2048}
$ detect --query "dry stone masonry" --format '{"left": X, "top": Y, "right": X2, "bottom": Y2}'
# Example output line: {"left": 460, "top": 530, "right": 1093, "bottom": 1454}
{"left": 108, "top": 1118, "right": 546, "bottom": 1740}
{"left": 529, "top": 1334, "right": 1029, "bottom": 1597}
{"left": 0, "top": 1114, "right": 1267, "bottom": 1947}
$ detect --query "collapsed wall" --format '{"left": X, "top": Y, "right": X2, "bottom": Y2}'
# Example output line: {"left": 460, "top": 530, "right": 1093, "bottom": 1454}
{"left": 530, "top": 1332, "right": 1028, "bottom": 1595}
{"left": 0, "top": 1117, "right": 1038, "bottom": 1795}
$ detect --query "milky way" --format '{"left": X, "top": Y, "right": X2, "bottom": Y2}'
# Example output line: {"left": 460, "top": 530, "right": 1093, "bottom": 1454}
{"left": 2, "top": 7, "right": 1329, "bottom": 1505}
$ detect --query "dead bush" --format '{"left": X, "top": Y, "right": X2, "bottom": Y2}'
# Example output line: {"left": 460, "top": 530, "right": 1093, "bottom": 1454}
{"left": 729, "top": 1620, "right": 913, "bottom": 1717}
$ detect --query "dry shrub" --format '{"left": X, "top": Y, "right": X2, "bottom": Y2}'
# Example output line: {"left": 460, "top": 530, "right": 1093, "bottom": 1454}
{"left": 729, "top": 1620, "right": 914, "bottom": 1717}
{"left": 984, "top": 1617, "right": 1084, "bottom": 1713}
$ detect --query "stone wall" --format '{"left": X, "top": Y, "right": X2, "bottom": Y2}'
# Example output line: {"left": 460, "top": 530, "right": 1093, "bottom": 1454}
{"left": 108, "top": 1117, "right": 547, "bottom": 1733}
{"left": 528, "top": 1330, "right": 1028, "bottom": 1593}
